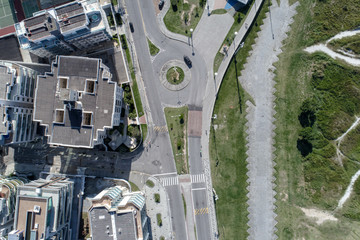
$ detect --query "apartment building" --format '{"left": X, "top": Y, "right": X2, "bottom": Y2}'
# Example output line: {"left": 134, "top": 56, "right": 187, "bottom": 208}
{"left": 88, "top": 183, "right": 150, "bottom": 240}
{"left": 9, "top": 177, "right": 74, "bottom": 240}
{"left": 15, "top": 0, "right": 112, "bottom": 58}
{"left": 33, "top": 55, "right": 123, "bottom": 148}
{"left": 0, "top": 176, "right": 28, "bottom": 237}
{"left": 0, "top": 61, "right": 49, "bottom": 145}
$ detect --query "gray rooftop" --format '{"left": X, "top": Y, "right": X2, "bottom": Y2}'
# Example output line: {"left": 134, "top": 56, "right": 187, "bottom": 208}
{"left": 56, "top": 2, "right": 87, "bottom": 33}
{"left": 0, "top": 65, "right": 12, "bottom": 100}
{"left": 24, "top": 13, "right": 59, "bottom": 41}
{"left": 34, "top": 56, "right": 116, "bottom": 148}
{"left": 89, "top": 207, "right": 137, "bottom": 240}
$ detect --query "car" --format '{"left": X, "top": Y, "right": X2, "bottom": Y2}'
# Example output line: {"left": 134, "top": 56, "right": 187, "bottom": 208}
{"left": 184, "top": 55, "right": 192, "bottom": 68}
{"left": 159, "top": 0, "right": 164, "bottom": 9}
{"left": 129, "top": 22, "right": 134, "bottom": 32}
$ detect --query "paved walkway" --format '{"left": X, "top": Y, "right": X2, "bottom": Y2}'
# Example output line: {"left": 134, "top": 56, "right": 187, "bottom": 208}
{"left": 237, "top": 1, "right": 299, "bottom": 239}
{"left": 145, "top": 176, "right": 173, "bottom": 240}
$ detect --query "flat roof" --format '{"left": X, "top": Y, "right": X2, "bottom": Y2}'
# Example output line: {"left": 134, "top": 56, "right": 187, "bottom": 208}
{"left": 23, "top": 12, "right": 59, "bottom": 41}
{"left": 56, "top": 2, "right": 87, "bottom": 33}
{"left": 90, "top": 207, "right": 136, "bottom": 240}
{"left": 34, "top": 56, "right": 116, "bottom": 148}
{"left": 0, "top": 65, "right": 12, "bottom": 100}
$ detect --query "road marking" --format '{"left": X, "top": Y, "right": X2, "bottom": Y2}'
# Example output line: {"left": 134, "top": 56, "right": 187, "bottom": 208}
{"left": 152, "top": 172, "right": 177, "bottom": 177}
{"left": 192, "top": 187, "right": 206, "bottom": 191}
{"left": 194, "top": 208, "right": 208, "bottom": 215}
{"left": 159, "top": 176, "right": 179, "bottom": 187}
{"left": 191, "top": 174, "right": 205, "bottom": 183}
{"left": 154, "top": 125, "right": 168, "bottom": 133}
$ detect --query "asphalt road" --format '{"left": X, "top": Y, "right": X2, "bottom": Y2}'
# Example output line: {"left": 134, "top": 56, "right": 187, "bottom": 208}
{"left": 124, "top": 0, "right": 212, "bottom": 239}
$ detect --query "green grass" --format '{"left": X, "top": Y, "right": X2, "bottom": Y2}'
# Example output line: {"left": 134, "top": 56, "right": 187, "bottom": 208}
{"left": 209, "top": 3, "right": 269, "bottom": 239}
{"left": 120, "top": 35, "right": 144, "bottom": 117}
{"left": 328, "top": 34, "right": 360, "bottom": 56}
{"left": 182, "top": 194, "right": 187, "bottom": 218}
{"left": 213, "top": 2, "right": 254, "bottom": 73}
{"left": 165, "top": 106, "right": 189, "bottom": 174}
{"left": 130, "top": 181, "right": 140, "bottom": 191}
{"left": 157, "top": 213, "right": 162, "bottom": 227}
{"left": 154, "top": 193, "right": 160, "bottom": 203}
{"left": 340, "top": 125, "right": 360, "bottom": 161}
{"left": 141, "top": 124, "right": 148, "bottom": 142}
{"left": 164, "top": 0, "right": 205, "bottom": 36}
{"left": 147, "top": 38, "right": 160, "bottom": 56}
{"left": 211, "top": 9, "right": 227, "bottom": 15}
{"left": 111, "top": 0, "right": 117, "bottom": 6}
{"left": 273, "top": 0, "right": 360, "bottom": 239}
{"left": 146, "top": 179, "right": 155, "bottom": 188}
{"left": 166, "top": 67, "right": 185, "bottom": 85}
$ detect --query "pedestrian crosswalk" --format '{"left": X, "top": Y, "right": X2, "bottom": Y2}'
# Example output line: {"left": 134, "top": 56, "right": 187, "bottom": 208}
{"left": 154, "top": 125, "right": 168, "bottom": 133}
{"left": 191, "top": 174, "right": 205, "bottom": 183}
{"left": 159, "top": 176, "right": 179, "bottom": 187}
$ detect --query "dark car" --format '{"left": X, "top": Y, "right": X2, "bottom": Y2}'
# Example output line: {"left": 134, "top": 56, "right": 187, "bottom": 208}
{"left": 129, "top": 22, "right": 134, "bottom": 32}
{"left": 159, "top": 0, "right": 164, "bottom": 9}
{"left": 184, "top": 55, "right": 192, "bottom": 68}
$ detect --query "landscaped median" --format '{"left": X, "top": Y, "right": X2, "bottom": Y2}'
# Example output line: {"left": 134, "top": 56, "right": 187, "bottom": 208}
{"left": 164, "top": 106, "right": 189, "bottom": 174}
{"left": 209, "top": 2, "right": 269, "bottom": 239}
{"left": 147, "top": 38, "right": 160, "bottom": 56}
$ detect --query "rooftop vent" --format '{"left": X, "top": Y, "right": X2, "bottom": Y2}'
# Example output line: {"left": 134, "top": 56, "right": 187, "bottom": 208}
{"left": 33, "top": 205, "right": 40, "bottom": 213}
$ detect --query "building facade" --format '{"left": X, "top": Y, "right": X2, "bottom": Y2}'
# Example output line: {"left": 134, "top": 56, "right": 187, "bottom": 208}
{"left": 88, "top": 183, "right": 150, "bottom": 240}
{"left": 0, "top": 61, "right": 50, "bottom": 145}
{"left": 33, "top": 55, "right": 123, "bottom": 148}
{"left": 0, "top": 176, "right": 28, "bottom": 237}
{"left": 10, "top": 177, "right": 74, "bottom": 240}
{"left": 15, "top": 0, "right": 112, "bottom": 58}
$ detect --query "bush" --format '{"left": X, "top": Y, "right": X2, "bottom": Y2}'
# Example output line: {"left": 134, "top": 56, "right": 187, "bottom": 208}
{"left": 154, "top": 193, "right": 160, "bottom": 203}
{"left": 146, "top": 180, "right": 154, "bottom": 188}
{"left": 115, "top": 13, "right": 122, "bottom": 25}
{"left": 120, "top": 35, "right": 128, "bottom": 50}
{"left": 157, "top": 214, "right": 162, "bottom": 227}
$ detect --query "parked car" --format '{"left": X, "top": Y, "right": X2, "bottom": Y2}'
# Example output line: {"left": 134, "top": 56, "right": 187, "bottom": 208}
{"left": 184, "top": 55, "right": 192, "bottom": 68}
{"left": 129, "top": 22, "right": 134, "bottom": 32}
{"left": 159, "top": 0, "right": 165, "bottom": 9}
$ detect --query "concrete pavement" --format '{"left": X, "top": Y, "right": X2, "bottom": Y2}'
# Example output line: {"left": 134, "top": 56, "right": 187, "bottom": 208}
{"left": 238, "top": 1, "right": 299, "bottom": 239}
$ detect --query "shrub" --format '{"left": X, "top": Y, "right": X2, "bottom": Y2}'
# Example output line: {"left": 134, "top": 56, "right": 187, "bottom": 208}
{"left": 154, "top": 193, "right": 160, "bottom": 203}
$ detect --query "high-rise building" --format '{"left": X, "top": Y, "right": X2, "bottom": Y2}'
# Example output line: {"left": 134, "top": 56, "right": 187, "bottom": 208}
{"left": 15, "top": 0, "right": 112, "bottom": 58}
{"left": 55, "top": 0, "right": 112, "bottom": 50}
{"left": 0, "top": 176, "right": 28, "bottom": 237}
{"left": 0, "top": 61, "right": 50, "bottom": 145}
{"left": 10, "top": 177, "right": 74, "bottom": 240}
{"left": 88, "top": 183, "right": 150, "bottom": 240}
{"left": 14, "top": 10, "right": 74, "bottom": 59}
{"left": 33, "top": 55, "right": 123, "bottom": 148}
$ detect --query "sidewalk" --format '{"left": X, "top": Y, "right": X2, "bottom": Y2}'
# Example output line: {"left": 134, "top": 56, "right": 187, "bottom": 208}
{"left": 145, "top": 176, "right": 173, "bottom": 240}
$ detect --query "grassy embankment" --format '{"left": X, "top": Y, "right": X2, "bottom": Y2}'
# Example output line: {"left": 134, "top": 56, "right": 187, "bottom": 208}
{"left": 165, "top": 107, "right": 189, "bottom": 174}
{"left": 274, "top": 0, "right": 360, "bottom": 239}
{"left": 164, "top": 0, "right": 205, "bottom": 36}
{"left": 213, "top": 2, "right": 254, "bottom": 73}
{"left": 209, "top": 2, "right": 269, "bottom": 239}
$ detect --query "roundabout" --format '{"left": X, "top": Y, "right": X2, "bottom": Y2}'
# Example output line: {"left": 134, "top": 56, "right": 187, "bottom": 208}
{"left": 160, "top": 60, "right": 191, "bottom": 91}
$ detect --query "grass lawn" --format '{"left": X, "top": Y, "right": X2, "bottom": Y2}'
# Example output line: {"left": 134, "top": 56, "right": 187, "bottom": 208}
{"left": 164, "top": 0, "right": 205, "bottom": 36}
{"left": 182, "top": 194, "right": 187, "bottom": 218}
{"left": 166, "top": 67, "right": 185, "bottom": 85}
{"left": 130, "top": 181, "right": 140, "bottom": 191}
{"left": 273, "top": 0, "right": 360, "bottom": 239}
{"left": 141, "top": 124, "right": 148, "bottom": 142}
{"left": 328, "top": 34, "right": 360, "bottom": 56}
{"left": 157, "top": 213, "right": 162, "bottom": 226}
{"left": 209, "top": 3, "right": 268, "bottom": 239}
{"left": 213, "top": 2, "right": 253, "bottom": 73}
{"left": 165, "top": 106, "right": 189, "bottom": 174}
{"left": 147, "top": 38, "right": 160, "bottom": 56}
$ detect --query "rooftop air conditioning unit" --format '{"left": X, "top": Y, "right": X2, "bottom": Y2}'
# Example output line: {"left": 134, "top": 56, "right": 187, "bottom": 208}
{"left": 33, "top": 205, "right": 41, "bottom": 213}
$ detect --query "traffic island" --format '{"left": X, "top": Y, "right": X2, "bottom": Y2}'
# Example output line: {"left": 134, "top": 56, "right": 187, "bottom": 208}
{"left": 160, "top": 60, "right": 191, "bottom": 91}
{"left": 166, "top": 66, "right": 184, "bottom": 85}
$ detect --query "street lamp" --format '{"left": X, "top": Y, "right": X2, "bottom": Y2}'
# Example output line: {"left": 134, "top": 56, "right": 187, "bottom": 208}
{"left": 233, "top": 31, "right": 238, "bottom": 51}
